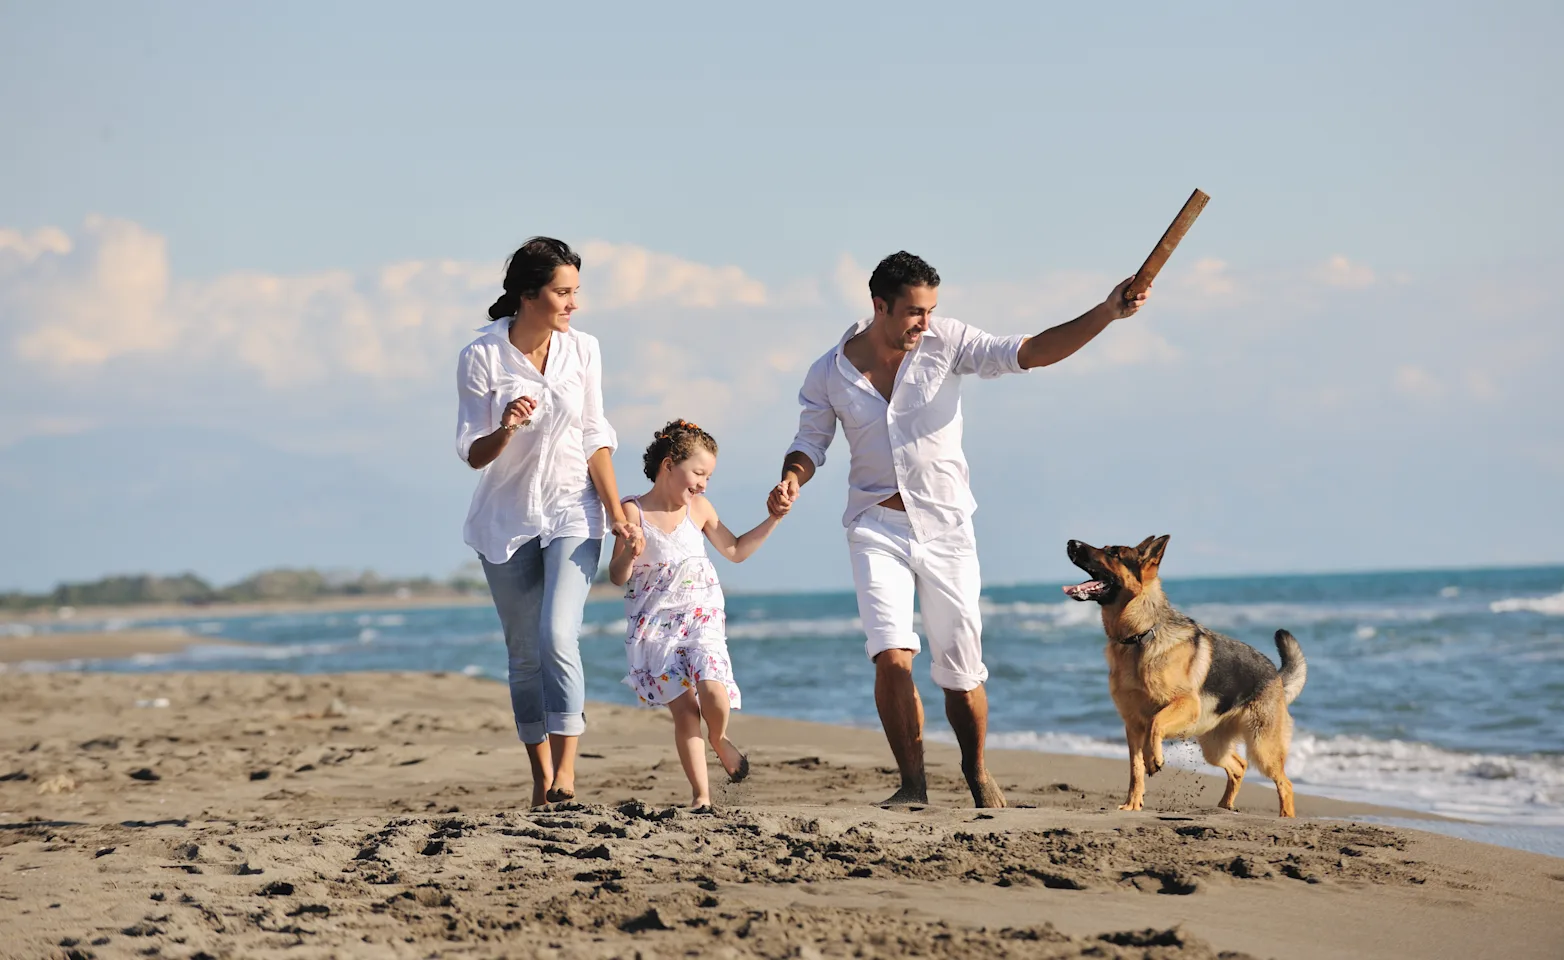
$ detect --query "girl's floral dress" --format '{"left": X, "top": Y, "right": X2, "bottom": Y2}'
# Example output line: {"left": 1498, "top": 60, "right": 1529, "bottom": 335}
{"left": 620, "top": 497, "right": 741, "bottom": 709}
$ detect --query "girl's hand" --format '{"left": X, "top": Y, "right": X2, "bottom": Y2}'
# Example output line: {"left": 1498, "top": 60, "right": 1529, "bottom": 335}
{"left": 614, "top": 520, "right": 645, "bottom": 557}
{"left": 501, "top": 396, "right": 538, "bottom": 429}
{"left": 767, "top": 475, "right": 799, "bottom": 517}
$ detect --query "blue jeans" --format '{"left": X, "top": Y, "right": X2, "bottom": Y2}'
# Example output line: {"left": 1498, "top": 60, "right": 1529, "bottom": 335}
{"left": 480, "top": 536, "right": 601, "bottom": 743}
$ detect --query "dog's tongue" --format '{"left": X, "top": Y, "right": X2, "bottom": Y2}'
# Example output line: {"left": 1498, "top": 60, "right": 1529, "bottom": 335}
{"left": 1063, "top": 580, "right": 1104, "bottom": 601}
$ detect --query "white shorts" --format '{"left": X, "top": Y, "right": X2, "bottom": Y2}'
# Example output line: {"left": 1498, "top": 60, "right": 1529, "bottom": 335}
{"left": 846, "top": 505, "right": 988, "bottom": 692}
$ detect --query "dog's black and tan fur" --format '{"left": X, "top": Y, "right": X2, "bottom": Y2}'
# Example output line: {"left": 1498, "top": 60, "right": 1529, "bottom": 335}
{"left": 1064, "top": 536, "right": 1307, "bottom": 817}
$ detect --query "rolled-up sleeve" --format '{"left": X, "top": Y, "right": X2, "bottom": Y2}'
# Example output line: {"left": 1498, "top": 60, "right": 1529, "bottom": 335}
{"left": 950, "top": 321, "right": 1027, "bottom": 379}
{"left": 784, "top": 353, "right": 837, "bottom": 467}
{"left": 455, "top": 346, "right": 493, "bottom": 464}
{"left": 580, "top": 336, "right": 618, "bottom": 455}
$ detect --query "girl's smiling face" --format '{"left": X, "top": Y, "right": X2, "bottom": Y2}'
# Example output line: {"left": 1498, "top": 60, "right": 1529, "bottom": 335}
{"left": 659, "top": 448, "right": 715, "bottom": 506}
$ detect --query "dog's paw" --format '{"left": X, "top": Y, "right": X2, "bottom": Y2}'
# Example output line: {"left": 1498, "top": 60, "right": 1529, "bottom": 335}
{"left": 1118, "top": 799, "right": 1144, "bottom": 811}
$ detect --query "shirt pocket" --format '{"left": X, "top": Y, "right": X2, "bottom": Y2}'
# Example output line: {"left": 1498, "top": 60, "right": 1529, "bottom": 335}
{"left": 838, "top": 389, "right": 888, "bottom": 431}
{"left": 901, "top": 357, "right": 949, "bottom": 403}
{"left": 832, "top": 380, "right": 884, "bottom": 430}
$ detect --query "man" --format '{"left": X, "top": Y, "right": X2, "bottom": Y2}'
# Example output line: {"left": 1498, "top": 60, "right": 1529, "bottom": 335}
{"left": 768, "top": 251, "right": 1149, "bottom": 807}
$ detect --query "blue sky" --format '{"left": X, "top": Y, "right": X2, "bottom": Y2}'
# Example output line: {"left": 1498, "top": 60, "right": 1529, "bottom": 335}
{"left": 2, "top": 2, "right": 1560, "bottom": 592}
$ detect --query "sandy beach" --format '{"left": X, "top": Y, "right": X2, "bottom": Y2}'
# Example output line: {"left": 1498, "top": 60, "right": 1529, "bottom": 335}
{"left": 1, "top": 668, "right": 1560, "bottom": 960}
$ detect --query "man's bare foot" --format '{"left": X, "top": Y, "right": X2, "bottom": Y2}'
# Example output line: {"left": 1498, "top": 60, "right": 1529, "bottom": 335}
{"left": 879, "top": 784, "right": 929, "bottom": 807}
{"left": 967, "top": 772, "right": 1006, "bottom": 809}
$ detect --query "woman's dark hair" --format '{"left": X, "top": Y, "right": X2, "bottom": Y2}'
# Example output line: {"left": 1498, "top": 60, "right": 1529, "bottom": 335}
{"left": 488, "top": 237, "right": 582, "bottom": 320}
{"left": 868, "top": 250, "right": 940, "bottom": 307}
{"left": 642, "top": 419, "right": 718, "bottom": 482}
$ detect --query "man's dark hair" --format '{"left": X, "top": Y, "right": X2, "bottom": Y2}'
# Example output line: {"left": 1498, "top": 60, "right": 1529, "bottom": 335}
{"left": 488, "top": 237, "right": 582, "bottom": 319}
{"left": 868, "top": 251, "right": 940, "bottom": 307}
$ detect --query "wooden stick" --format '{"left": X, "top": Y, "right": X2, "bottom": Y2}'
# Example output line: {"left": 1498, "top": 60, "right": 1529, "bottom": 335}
{"left": 1124, "top": 188, "right": 1210, "bottom": 301}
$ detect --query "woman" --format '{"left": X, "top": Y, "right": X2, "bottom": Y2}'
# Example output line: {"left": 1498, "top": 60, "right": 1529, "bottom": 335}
{"left": 455, "top": 237, "right": 642, "bottom": 807}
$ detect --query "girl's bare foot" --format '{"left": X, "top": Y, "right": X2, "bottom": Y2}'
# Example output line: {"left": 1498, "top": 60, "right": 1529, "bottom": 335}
{"left": 712, "top": 737, "right": 749, "bottom": 783}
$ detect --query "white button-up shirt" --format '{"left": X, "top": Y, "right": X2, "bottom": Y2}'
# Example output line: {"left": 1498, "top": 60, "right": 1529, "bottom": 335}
{"left": 786, "top": 316, "right": 1028, "bottom": 543}
{"left": 456, "top": 319, "right": 618, "bottom": 563}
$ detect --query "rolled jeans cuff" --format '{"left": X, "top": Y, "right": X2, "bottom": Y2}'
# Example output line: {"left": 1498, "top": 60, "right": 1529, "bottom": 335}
{"left": 516, "top": 719, "right": 547, "bottom": 745}
{"left": 547, "top": 711, "right": 586, "bottom": 738}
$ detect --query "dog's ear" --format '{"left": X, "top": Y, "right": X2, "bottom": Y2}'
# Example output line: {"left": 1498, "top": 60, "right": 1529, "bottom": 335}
{"left": 1139, "top": 535, "right": 1171, "bottom": 570}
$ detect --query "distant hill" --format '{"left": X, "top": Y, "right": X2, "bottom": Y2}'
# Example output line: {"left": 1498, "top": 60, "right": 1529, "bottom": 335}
{"left": 0, "top": 566, "right": 487, "bottom": 613}
{"left": 0, "top": 564, "right": 619, "bottom": 614}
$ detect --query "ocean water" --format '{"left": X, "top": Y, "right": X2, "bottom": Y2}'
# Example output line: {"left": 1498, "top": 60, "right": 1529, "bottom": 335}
{"left": 5, "top": 566, "right": 1563, "bottom": 855}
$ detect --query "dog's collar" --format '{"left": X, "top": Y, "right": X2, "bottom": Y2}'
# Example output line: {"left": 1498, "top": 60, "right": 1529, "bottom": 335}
{"left": 1118, "top": 627, "right": 1156, "bottom": 646}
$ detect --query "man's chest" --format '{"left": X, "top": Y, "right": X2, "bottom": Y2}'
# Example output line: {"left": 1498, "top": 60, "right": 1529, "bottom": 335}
{"left": 828, "top": 348, "right": 957, "bottom": 431}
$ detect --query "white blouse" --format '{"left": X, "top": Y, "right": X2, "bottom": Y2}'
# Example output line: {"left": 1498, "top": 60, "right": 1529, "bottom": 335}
{"left": 455, "top": 318, "right": 618, "bottom": 563}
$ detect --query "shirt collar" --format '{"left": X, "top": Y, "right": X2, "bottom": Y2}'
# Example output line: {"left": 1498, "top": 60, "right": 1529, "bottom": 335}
{"left": 476, "top": 316, "right": 510, "bottom": 338}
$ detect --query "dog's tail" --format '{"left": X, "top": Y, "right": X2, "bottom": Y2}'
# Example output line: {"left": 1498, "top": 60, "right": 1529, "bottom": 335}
{"left": 1275, "top": 630, "right": 1307, "bottom": 704}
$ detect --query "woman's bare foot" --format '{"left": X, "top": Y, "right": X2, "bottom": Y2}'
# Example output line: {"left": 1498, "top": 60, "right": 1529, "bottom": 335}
{"left": 544, "top": 784, "right": 575, "bottom": 804}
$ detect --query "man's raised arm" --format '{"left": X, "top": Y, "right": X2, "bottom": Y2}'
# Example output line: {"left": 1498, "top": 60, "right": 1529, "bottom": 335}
{"left": 1017, "top": 277, "right": 1149, "bottom": 370}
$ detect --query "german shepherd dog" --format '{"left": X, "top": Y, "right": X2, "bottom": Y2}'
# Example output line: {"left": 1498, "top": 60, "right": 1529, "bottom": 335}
{"left": 1064, "top": 536, "right": 1307, "bottom": 817}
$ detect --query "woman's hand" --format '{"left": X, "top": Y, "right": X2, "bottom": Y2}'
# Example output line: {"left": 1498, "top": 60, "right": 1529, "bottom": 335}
{"left": 501, "top": 395, "right": 537, "bottom": 429}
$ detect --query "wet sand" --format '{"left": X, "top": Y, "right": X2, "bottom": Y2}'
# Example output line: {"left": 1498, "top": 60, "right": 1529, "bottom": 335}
{"left": 0, "top": 630, "right": 244, "bottom": 665}
{"left": 1, "top": 671, "right": 1560, "bottom": 959}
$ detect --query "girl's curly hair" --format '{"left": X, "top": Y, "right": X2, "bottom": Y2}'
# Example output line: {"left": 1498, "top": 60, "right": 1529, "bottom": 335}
{"left": 642, "top": 419, "right": 718, "bottom": 482}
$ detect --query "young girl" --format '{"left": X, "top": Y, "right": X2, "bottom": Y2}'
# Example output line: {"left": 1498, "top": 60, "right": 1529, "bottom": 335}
{"left": 608, "top": 419, "right": 781, "bottom": 811}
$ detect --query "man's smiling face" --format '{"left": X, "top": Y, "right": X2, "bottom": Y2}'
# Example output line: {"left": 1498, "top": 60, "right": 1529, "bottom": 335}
{"left": 872, "top": 283, "right": 937, "bottom": 353}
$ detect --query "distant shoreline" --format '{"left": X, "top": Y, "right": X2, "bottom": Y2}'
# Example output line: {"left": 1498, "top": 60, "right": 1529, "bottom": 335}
{"left": 1, "top": 584, "right": 624, "bottom": 627}
{"left": 0, "top": 628, "right": 248, "bottom": 664}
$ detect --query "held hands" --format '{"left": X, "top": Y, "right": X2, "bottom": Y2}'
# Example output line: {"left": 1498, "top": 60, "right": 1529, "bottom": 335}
{"left": 501, "top": 396, "right": 538, "bottom": 430}
{"left": 1105, "top": 277, "right": 1151, "bottom": 321}
{"left": 767, "top": 475, "right": 800, "bottom": 519}
{"left": 612, "top": 518, "right": 645, "bottom": 558}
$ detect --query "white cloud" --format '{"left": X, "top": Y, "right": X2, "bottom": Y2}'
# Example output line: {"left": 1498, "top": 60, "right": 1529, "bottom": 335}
{"left": 7, "top": 216, "right": 175, "bottom": 367}
{"left": 0, "top": 226, "right": 73, "bottom": 261}
{"left": 0, "top": 220, "right": 771, "bottom": 390}
{"left": 579, "top": 241, "right": 767, "bottom": 309}
{"left": 1465, "top": 369, "right": 1500, "bottom": 402}
{"left": 833, "top": 252, "right": 868, "bottom": 308}
{"left": 1180, "top": 257, "right": 1238, "bottom": 299}
{"left": 1315, "top": 254, "right": 1375, "bottom": 289}
{"left": 1394, "top": 364, "right": 1444, "bottom": 400}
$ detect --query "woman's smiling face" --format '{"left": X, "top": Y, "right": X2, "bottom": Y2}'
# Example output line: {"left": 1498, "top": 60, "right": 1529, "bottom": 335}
{"left": 521, "top": 264, "right": 579, "bottom": 331}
